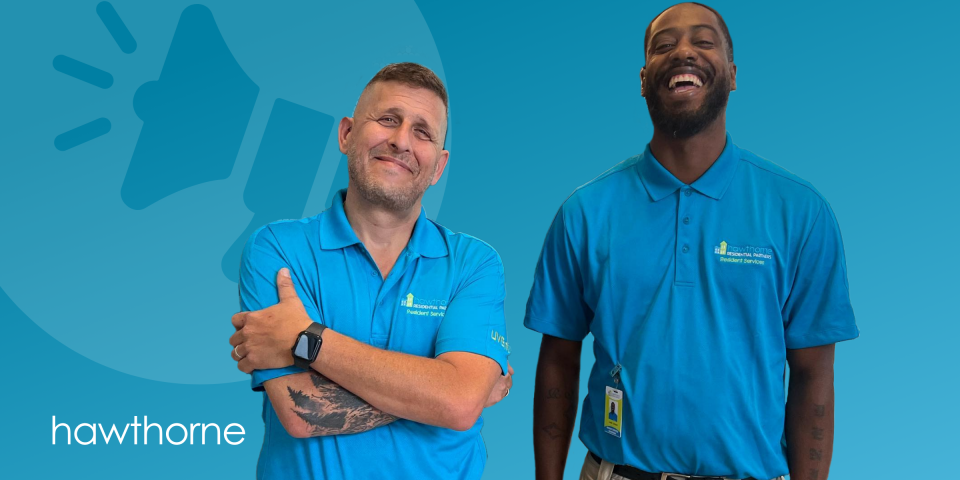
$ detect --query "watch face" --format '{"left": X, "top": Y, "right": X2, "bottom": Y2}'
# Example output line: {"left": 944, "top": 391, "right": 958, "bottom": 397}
{"left": 294, "top": 335, "right": 311, "bottom": 359}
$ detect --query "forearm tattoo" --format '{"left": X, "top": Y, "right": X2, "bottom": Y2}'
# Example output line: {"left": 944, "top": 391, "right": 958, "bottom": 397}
{"left": 286, "top": 373, "right": 396, "bottom": 436}
{"left": 806, "top": 403, "right": 826, "bottom": 480}
{"left": 539, "top": 387, "right": 578, "bottom": 441}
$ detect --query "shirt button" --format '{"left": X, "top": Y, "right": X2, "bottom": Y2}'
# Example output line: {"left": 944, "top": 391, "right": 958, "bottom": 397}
{"left": 682, "top": 245, "right": 690, "bottom": 253}
{"left": 682, "top": 216, "right": 690, "bottom": 225}
{"left": 370, "top": 271, "right": 377, "bottom": 277}
{"left": 684, "top": 189, "right": 692, "bottom": 197}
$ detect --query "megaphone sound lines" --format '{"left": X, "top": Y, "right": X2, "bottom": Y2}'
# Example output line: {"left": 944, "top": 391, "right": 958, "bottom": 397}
{"left": 96, "top": 1, "right": 137, "bottom": 54}
{"left": 52, "top": 55, "right": 114, "bottom": 89}
{"left": 52, "top": 1, "right": 136, "bottom": 151}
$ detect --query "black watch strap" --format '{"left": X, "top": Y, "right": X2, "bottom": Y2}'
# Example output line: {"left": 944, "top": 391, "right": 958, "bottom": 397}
{"left": 292, "top": 322, "right": 326, "bottom": 370}
{"left": 305, "top": 321, "right": 327, "bottom": 338}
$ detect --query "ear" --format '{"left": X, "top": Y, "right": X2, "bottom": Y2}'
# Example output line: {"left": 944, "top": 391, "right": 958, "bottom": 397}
{"left": 431, "top": 150, "right": 450, "bottom": 186}
{"left": 639, "top": 67, "right": 647, "bottom": 97}
{"left": 337, "top": 117, "right": 354, "bottom": 154}
{"left": 729, "top": 63, "right": 737, "bottom": 92}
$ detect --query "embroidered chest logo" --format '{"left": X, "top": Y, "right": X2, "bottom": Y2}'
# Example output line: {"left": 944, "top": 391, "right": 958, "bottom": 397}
{"left": 400, "top": 292, "right": 447, "bottom": 318}
{"left": 713, "top": 240, "right": 773, "bottom": 266}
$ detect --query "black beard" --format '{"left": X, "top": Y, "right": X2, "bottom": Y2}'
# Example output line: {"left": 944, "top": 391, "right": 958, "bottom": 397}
{"left": 646, "top": 73, "right": 730, "bottom": 139}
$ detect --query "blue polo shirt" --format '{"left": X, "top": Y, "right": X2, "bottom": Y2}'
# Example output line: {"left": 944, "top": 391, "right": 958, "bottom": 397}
{"left": 524, "top": 134, "right": 858, "bottom": 479}
{"left": 240, "top": 190, "right": 509, "bottom": 480}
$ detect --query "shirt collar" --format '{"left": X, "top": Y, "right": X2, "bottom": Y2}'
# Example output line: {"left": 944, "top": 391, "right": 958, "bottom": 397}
{"left": 319, "top": 189, "right": 448, "bottom": 258}
{"left": 637, "top": 132, "right": 740, "bottom": 201}
{"left": 407, "top": 209, "right": 448, "bottom": 259}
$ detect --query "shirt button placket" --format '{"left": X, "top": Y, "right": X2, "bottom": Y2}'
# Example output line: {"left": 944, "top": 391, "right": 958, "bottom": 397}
{"left": 676, "top": 188, "right": 694, "bottom": 285}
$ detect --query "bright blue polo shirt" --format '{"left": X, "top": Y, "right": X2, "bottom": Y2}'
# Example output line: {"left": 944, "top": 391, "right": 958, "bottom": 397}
{"left": 524, "top": 134, "right": 859, "bottom": 479}
{"left": 239, "top": 190, "right": 509, "bottom": 480}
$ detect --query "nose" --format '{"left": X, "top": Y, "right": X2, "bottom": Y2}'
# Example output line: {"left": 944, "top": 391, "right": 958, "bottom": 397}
{"left": 388, "top": 123, "right": 412, "bottom": 152}
{"left": 669, "top": 38, "right": 698, "bottom": 64}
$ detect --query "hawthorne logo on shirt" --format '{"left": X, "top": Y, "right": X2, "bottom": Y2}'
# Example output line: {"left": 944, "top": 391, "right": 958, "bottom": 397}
{"left": 713, "top": 240, "right": 773, "bottom": 266}
{"left": 401, "top": 293, "right": 447, "bottom": 317}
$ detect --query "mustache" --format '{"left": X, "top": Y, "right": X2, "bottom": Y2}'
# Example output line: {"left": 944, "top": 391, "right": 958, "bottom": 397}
{"left": 656, "top": 61, "right": 712, "bottom": 85}
{"left": 369, "top": 148, "right": 417, "bottom": 173}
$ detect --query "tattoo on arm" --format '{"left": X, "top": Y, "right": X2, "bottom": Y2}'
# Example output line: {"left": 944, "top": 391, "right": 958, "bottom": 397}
{"left": 538, "top": 386, "right": 578, "bottom": 441}
{"left": 287, "top": 373, "right": 396, "bottom": 436}
{"left": 808, "top": 448, "right": 822, "bottom": 461}
{"left": 542, "top": 422, "right": 564, "bottom": 439}
{"left": 806, "top": 403, "right": 827, "bottom": 480}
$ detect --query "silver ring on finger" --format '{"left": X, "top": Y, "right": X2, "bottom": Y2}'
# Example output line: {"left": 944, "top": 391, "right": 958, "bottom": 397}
{"left": 234, "top": 345, "right": 245, "bottom": 361}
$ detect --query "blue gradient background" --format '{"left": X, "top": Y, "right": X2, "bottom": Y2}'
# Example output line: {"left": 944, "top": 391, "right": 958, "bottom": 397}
{"left": 1, "top": 1, "right": 955, "bottom": 478}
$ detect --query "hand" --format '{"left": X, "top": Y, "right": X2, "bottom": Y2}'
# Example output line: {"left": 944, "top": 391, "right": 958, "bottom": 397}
{"left": 230, "top": 268, "right": 314, "bottom": 373}
{"left": 484, "top": 363, "right": 514, "bottom": 407}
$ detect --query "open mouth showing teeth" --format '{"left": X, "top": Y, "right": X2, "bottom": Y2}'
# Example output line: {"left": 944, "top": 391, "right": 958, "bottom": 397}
{"left": 668, "top": 73, "right": 703, "bottom": 90}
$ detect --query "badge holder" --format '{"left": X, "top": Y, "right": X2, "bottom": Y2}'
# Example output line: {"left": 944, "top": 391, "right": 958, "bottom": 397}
{"left": 604, "top": 364, "right": 623, "bottom": 438}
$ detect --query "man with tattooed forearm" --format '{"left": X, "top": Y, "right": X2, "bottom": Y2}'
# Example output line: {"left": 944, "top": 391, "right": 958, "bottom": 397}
{"left": 525, "top": 4, "right": 858, "bottom": 480}
{"left": 228, "top": 63, "right": 512, "bottom": 480}
{"left": 785, "top": 345, "right": 837, "bottom": 480}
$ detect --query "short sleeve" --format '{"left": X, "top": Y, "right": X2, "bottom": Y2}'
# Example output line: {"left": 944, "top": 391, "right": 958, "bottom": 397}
{"left": 782, "top": 202, "right": 860, "bottom": 348}
{"left": 434, "top": 248, "right": 510, "bottom": 375}
{"left": 239, "top": 227, "right": 319, "bottom": 390}
{"left": 523, "top": 205, "right": 592, "bottom": 341}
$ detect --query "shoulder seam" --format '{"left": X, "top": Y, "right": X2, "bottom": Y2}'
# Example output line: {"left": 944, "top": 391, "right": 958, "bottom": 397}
{"left": 573, "top": 155, "right": 642, "bottom": 194}
{"left": 427, "top": 219, "right": 502, "bottom": 260}
{"left": 738, "top": 154, "right": 826, "bottom": 202}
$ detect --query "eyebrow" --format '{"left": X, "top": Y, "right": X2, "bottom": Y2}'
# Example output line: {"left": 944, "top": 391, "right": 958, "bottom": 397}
{"left": 650, "top": 24, "right": 720, "bottom": 44}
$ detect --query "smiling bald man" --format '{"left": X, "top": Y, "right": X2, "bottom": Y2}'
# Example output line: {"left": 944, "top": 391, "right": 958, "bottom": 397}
{"left": 526, "top": 4, "right": 859, "bottom": 480}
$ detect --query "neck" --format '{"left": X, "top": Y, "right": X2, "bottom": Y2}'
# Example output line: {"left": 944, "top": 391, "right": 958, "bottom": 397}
{"left": 649, "top": 114, "right": 727, "bottom": 185}
{"left": 342, "top": 186, "right": 420, "bottom": 254}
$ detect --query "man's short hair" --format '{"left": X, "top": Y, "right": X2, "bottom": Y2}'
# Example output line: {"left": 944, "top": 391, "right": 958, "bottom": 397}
{"left": 366, "top": 62, "right": 448, "bottom": 112}
{"left": 643, "top": 2, "right": 734, "bottom": 62}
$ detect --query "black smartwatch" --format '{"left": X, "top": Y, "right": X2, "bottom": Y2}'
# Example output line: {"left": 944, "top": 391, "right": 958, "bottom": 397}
{"left": 292, "top": 322, "right": 326, "bottom": 370}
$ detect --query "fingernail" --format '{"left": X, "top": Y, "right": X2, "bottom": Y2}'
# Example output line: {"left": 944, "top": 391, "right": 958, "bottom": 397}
{"left": 281, "top": 268, "right": 290, "bottom": 278}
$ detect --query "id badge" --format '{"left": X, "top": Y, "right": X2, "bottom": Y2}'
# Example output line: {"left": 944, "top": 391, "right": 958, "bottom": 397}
{"left": 603, "top": 386, "right": 623, "bottom": 438}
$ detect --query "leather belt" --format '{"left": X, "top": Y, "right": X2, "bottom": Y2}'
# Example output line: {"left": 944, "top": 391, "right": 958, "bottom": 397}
{"left": 589, "top": 452, "right": 764, "bottom": 480}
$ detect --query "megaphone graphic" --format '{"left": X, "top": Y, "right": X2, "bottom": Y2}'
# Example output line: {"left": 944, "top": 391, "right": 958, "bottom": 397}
{"left": 122, "top": 4, "right": 259, "bottom": 210}
{"left": 221, "top": 99, "right": 334, "bottom": 282}
{"left": 119, "top": 4, "right": 335, "bottom": 282}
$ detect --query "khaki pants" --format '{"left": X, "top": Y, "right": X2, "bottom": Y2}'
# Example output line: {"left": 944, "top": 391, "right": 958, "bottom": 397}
{"left": 578, "top": 452, "right": 785, "bottom": 480}
{"left": 578, "top": 452, "right": 630, "bottom": 480}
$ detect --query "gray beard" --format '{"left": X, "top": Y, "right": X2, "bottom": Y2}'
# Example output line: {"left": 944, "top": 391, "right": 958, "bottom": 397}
{"left": 346, "top": 147, "right": 435, "bottom": 213}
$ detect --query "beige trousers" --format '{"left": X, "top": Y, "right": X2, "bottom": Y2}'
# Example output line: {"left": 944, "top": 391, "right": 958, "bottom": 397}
{"left": 578, "top": 452, "right": 629, "bottom": 480}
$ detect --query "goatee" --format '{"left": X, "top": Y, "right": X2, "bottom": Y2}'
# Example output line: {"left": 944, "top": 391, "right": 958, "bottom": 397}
{"left": 346, "top": 143, "right": 435, "bottom": 212}
{"left": 646, "top": 73, "right": 730, "bottom": 139}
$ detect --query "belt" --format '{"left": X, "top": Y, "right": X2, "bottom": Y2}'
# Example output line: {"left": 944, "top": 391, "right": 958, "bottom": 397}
{"left": 589, "top": 452, "right": 764, "bottom": 480}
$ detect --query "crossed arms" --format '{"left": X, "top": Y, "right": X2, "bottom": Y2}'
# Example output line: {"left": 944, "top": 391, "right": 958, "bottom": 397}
{"left": 231, "top": 268, "right": 512, "bottom": 439}
{"left": 264, "top": 370, "right": 398, "bottom": 438}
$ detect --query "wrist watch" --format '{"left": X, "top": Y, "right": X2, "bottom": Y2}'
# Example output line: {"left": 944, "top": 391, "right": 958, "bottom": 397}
{"left": 292, "top": 322, "right": 327, "bottom": 370}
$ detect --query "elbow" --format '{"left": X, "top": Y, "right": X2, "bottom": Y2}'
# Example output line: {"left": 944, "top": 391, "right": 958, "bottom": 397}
{"left": 288, "top": 427, "right": 312, "bottom": 439}
{"left": 441, "top": 397, "right": 484, "bottom": 432}
{"left": 789, "top": 364, "right": 835, "bottom": 384}
{"left": 276, "top": 409, "right": 314, "bottom": 439}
